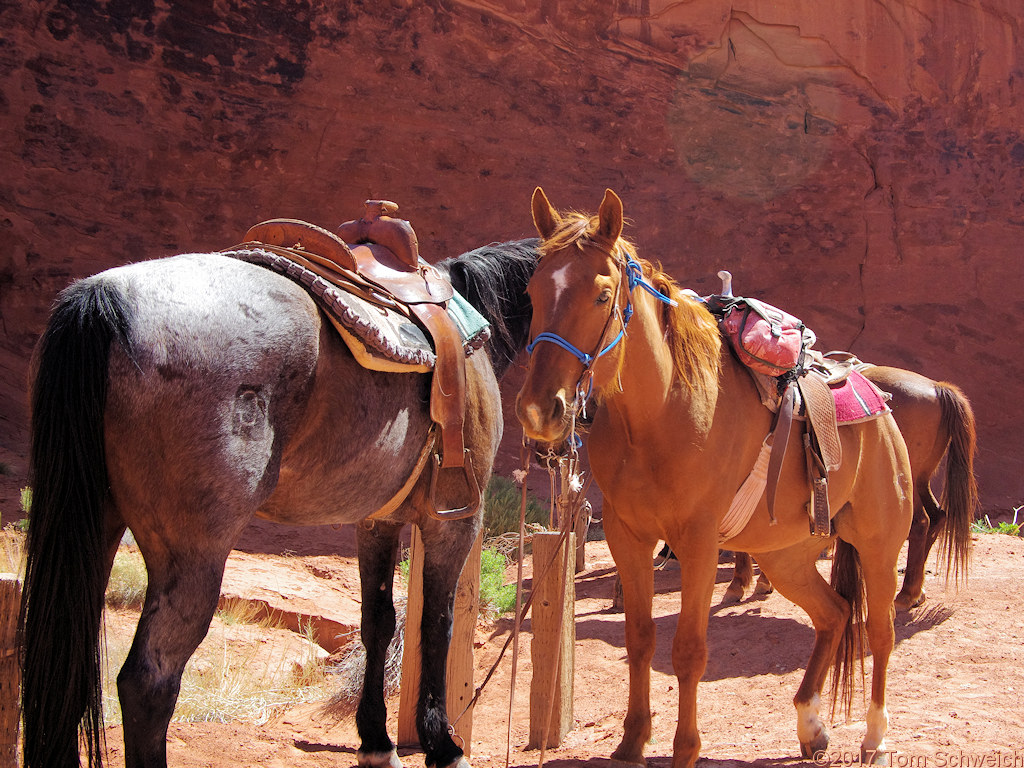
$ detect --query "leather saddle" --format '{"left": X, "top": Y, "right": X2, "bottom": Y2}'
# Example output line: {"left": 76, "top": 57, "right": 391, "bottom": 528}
{"left": 240, "top": 202, "right": 479, "bottom": 521}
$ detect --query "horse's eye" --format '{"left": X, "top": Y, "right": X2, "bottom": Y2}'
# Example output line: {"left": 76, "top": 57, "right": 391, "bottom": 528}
{"left": 597, "top": 289, "right": 613, "bottom": 305}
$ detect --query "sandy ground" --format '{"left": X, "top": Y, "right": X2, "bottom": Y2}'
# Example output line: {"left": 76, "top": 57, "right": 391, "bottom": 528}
{"left": 85, "top": 524, "right": 1023, "bottom": 768}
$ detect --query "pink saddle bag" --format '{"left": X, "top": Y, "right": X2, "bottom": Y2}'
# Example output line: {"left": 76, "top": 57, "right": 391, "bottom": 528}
{"left": 720, "top": 298, "right": 808, "bottom": 376}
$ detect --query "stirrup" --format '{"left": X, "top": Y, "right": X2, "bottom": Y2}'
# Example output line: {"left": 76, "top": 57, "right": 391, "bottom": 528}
{"left": 429, "top": 449, "right": 481, "bottom": 520}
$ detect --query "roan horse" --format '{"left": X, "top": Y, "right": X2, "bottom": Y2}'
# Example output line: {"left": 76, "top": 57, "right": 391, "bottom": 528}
{"left": 516, "top": 188, "right": 913, "bottom": 767}
{"left": 729, "top": 367, "right": 977, "bottom": 609}
{"left": 19, "top": 237, "right": 538, "bottom": 768}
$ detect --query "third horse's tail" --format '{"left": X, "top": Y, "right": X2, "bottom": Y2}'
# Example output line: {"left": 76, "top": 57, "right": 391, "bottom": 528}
{"left": 935, "top": 381, "right": 979, "bottom": 586}
{"left": 19, "top": 278, "right": 132, "bottom": 768}
{"left": 829, "top": 538, "right": 865, "bottom": 719}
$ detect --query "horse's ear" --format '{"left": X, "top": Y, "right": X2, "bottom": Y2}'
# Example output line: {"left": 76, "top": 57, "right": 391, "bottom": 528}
{"left": 532, "top": 187, "right": 560, "bottom": 240}
{"left": 597, "top": 189, "right": 624, "bottom": 245}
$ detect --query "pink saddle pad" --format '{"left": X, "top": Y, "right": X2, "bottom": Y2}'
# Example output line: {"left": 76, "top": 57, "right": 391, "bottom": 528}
{"left": 832, "top": 369, "right": 890, "bottom": 424}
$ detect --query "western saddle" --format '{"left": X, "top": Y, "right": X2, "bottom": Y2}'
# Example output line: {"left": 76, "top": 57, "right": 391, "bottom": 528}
{"left": 240, "top": 201, "right": 479, "bottom": 520}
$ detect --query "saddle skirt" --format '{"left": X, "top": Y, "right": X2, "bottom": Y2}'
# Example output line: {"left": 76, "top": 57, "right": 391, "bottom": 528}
{"left": 224, "top": 247, "right": 490, "bottom": 373}
{"left": 747, "top": 351, "right": 891, "bottom": 427}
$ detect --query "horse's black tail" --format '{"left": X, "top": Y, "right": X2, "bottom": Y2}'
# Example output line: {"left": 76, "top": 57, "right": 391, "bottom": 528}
{"left": 935, "top": 381, "right": 978, "bottom": 586}
{"left": 19, "top": 278, "right": 132, "bottom": 768}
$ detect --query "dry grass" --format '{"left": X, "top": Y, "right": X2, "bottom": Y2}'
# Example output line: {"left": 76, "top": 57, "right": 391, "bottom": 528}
{"left": 2, "top": 525, "right": 373, "bottom": 726}
{"left": 1, "top": 524, "right": 24, "bottom": 576}
{"left": 322, "top": 597, "right": 406, "bottom": 718}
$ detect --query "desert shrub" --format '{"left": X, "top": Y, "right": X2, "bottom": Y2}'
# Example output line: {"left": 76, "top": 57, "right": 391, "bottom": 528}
{"left": 105, "top": 546, "right": 148, "bottom": 609}
{"left": 480, "top": 547, "right": 517, "bottom": 616}
{"left": 483, "top": 474, "right": 548, "bottom": 539}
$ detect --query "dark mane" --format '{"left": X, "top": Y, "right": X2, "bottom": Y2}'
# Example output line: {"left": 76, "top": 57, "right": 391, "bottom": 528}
{"left": 441, "top": 238, "right": 539, "bottom": 378}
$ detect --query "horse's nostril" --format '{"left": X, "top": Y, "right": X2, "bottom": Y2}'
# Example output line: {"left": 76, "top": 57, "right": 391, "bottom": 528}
{"left": 551, "top": 394, "right": 566, "bottom": 423}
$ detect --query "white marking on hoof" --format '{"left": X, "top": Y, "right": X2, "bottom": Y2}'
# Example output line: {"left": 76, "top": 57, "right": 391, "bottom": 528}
{"left": 861, "top": 701, "right": 889, "bottom": 761}
{"left": 358, "top": 749, "right": 403, "bottom": 768}
{"left": 796, "top": 694, "right": 829, "bottom": 756}
{"left": 430, "top": 757, "right": 470, "bottom": 768}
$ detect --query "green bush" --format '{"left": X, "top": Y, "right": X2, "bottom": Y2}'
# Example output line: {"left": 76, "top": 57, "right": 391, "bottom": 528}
{"left": 971, "top": 506, "right": 1022, "bottom": 536}
{"left": 483, "top": 474, "right": 548, "bottom": 538}
{"left": 480, "top": 547, "right": 517, "bottom": 616}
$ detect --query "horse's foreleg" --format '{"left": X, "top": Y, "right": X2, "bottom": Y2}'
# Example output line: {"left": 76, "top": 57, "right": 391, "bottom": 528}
{"left": 668, "top": 541, "right": 718, "bottom": 768}
{"left": 355, "top": 521, "right": 405, "bottom": 768}
{"left": 118, "top": 551, "right": 229, "bottom": 768}
{"left": 755, "top": 541, "right": 850, "bottom": 760}
{"left": 415, "top": 517, "right": 478, "bottom": 768}
{"left": 604, "top": 506, "right": 656, "bottom": 768}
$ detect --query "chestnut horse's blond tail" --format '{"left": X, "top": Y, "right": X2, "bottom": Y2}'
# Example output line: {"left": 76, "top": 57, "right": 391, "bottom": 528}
{"left": 935, "top": 382, "right": 979, "bottom": 586}
{"left": 829, "top": 539, "right": 866, "bottom": 719}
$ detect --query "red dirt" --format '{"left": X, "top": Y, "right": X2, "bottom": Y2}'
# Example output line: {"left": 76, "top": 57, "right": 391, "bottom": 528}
{"left": 95, "top": 524, "right": 1023, "bottom": 768}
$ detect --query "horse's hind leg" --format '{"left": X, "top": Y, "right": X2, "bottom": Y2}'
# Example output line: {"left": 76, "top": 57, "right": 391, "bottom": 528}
{"left": 895, "top": 480, "right": 941, "bottom": 611}
{"left": 117, "top": 545, "right": 234, "bottom": 768}
{"left": 415, "top": 516, "right": 480, "bottom": 768}
{"left": 724, "top": 551, "right": 752, "bottom": 603}
{"left": 355, "top": 520, "right": 405, "bottom": 768}
{"left": 754, "top": 540, "right": 851, "bottom": 759}
{"left": 856, "top": 543, "right": 903, "bottom": 763}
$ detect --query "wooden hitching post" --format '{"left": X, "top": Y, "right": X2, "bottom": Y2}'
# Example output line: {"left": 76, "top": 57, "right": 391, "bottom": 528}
{"left": 398, "top": 525, "right": 481, "bottom": 755}
{"left": 0, "top": 573, "right": 21, "bottom": 768}
{"left": 528, "top": 531, "right": 575, "bottom": 749}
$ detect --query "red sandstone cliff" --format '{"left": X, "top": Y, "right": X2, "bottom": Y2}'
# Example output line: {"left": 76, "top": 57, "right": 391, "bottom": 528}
{"left": 1, "top": 0, "right": 1021, "bottom": 511}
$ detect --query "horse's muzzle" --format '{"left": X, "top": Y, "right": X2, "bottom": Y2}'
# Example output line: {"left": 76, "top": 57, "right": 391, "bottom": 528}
{"left": 515, "top": 389, "right": 570, "bottom": 443}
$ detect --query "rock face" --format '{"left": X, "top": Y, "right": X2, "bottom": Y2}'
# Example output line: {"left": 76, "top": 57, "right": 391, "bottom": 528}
{"left": 1, "top": 0, "right": 1021, "bottom": 511}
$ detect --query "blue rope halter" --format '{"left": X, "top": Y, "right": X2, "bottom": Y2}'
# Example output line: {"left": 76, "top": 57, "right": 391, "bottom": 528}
{"left": 526, "top": 252, "right": 677, "bottom": 368}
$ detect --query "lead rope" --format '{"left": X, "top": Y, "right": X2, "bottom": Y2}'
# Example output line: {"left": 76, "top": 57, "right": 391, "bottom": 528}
{"left": 537, "top": 381, "right": 591, "bottom": 768}
{"left": 453, "top": 394, "right": 591, "bottom": 767}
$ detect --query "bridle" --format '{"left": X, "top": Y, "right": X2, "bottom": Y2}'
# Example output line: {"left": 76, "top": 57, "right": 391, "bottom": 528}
{"left": 525, "top": 240, "right": 677, "bottom": 408}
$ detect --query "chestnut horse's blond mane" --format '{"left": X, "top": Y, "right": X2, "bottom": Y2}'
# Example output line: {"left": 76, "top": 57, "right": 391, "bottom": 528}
{"left": 542, "top": 211, "right": 722, "bottom": 398}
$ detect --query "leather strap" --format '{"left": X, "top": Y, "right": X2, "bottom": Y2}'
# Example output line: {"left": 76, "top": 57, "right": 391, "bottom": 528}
{"left": 765, "top": 381, "right": 796, "bottom": 525}
{"left": 409, "top": 302, "right": 467, "bottom": 469}
{"left": 804, "top": 432, "right": 832, "bottom": 537}
{"left": 797, "top": 372, "right": 842, "bottom": 472}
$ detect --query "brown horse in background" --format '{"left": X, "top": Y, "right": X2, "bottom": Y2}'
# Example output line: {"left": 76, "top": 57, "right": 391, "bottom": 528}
{"left": 729, "top": 367, "right": 977, "bottom": 610}
{"left": 516, "top": 188, "right": 913, "bottom": 767}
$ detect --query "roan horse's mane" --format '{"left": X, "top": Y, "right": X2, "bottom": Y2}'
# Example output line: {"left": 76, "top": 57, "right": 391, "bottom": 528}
{"left": 441, "top": 238, "right": 539, "bottom": 379}
{"left": 541, "top": 212, "right": 722, "bottom": 398}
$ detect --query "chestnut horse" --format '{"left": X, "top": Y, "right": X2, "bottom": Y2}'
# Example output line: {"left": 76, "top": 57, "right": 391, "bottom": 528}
{"left": 729, "top": 367, "right": 977, "bottom": 609}
{"left": 516, "top": 188, "right": 913, "bottom": 767}
{"left": 20, "top": 239, "right": 538, "bottom": 768}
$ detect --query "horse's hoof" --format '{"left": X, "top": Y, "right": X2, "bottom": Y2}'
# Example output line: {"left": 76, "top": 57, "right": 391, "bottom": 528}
{"left": 799, "top": 730, "right": 830, "bottom": 759}
{"left": 754, "top": 576, "right": 774, "bottom": 595}
{"left": 862, "top": 746, "right": 890, "bottom": 765}
{"left": 895, "top": 589, "right": 925, "bottom": 612}
{"left": 609, "top": 759, "right": 647, "bottom": 768}
{"left": 431, "top": 757, "right": 470, "bottom": 768}
{"left": 358, "top": 749, "right": 403, "bottom": 768}
{"left": 723, "top": 585, "right": 744, "bottom": 604}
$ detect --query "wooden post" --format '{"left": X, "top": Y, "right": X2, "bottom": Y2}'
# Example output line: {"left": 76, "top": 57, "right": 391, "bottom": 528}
{"left": 0, "top": 574, "right": 21, "bottom": 768}
{"left": 398, "top": 526, "right": 481, "bottom": 755}
{"left": 574, "top": 506, "right": 589, "bottom": 574}
{"left": 528, "top": 531, "right": 575, "bottom": 749}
